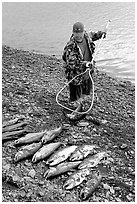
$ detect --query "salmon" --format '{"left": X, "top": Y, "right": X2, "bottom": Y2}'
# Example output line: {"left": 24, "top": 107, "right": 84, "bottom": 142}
{"left": 14, "top": 130, "right": 47, "bottom": 145}
{"left": 63, "top": 168, "right": 92, "bottom": 190}
{"left": 46, "top": 145, "right": 77, "bottom": 166}
{"left": 2, "top": 116, "right": 25, "bottom": 128}
{"left": 32, "top": 142, "right": 61, "bottom": 163}
{"left": 69, "top": 144, "right": 97, "bottom": 161}
{"left": 80, "top": 172, "right": 102, "bottom": 200}
{"left": 78, "top": 152, "right": 107, "bottom": 169}
{"left": 2, "top": 129, "right": 28, "bottom": 142}
{"left": 41, "top": 126, "right": 63, "bottom": 144}
{"left": 44, "top": 161, "right": 82, "bottom": 178}
{"left": 14, "top": 142, "right": 42, "bottom": 162}
{"left": 2, "top": 121, "right": 27, "bottom": 133}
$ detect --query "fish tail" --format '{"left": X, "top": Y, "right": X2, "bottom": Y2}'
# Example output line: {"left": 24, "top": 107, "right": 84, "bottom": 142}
{"left": 32, "top": 154, "right": 37, "bottom": 163}
{"left": 44, "top": 169, "right": 50, "bottom": 178}
{"left": 14, "top": 155, "right": 19, "bottom": 162}
{"left": 41, "top": 136, "right": 45, "bottom": 144}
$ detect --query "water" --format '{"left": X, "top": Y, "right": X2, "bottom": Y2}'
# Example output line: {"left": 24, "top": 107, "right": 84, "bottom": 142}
{"left": 2, "top": 2, "right": 135, "bottom": 83}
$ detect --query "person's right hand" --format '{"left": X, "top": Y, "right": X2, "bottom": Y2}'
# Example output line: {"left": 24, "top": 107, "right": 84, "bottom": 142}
{"left": 86, "top": 62, "right": 94, "bottom": 73}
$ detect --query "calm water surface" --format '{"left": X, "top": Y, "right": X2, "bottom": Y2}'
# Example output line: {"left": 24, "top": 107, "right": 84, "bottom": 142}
{"left": 2, "top": 2, "right": 135, "bottom": 83}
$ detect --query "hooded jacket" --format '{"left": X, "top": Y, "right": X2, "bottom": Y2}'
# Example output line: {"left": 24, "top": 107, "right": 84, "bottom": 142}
{"left": 62, "top": 30, "right": 106, "bottom": 85}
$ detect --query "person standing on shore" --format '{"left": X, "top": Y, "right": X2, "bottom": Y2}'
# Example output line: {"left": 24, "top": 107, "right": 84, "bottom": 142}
{"left": 62, "top": 22, "right": 107, "bottom": 119}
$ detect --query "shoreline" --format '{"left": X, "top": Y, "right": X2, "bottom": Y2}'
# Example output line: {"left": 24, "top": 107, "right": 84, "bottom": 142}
{"left": 2, "top": 44, "right": 135, "bottom": 85}
{"left": 2, "top": 45, "right": 135, "bottom": 202}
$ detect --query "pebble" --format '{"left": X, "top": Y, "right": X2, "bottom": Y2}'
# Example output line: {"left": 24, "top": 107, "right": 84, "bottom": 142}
{"left": 116, "top": 197, "right": 122, "bottom": 202}
{"left": 39, "top": 181, "right": 45, "bottom": 185}
{"left": 24, "top": 161, "right": 32, "bottom": 166}
{"left": 26, "top": 190, "right": 33, "bottom": 198}
{"left": 126, "top": 194, "right": 133, "bottom": 201}
{"left": 63, "top": 123, "right": 71, "bottom": 127}
{"left": 38, "top": 189, "right": 45, "bottom": 197}
{"left": 12, "top": 175, "right": 20, "bottom": 182}
{"left": 14, "top": 199, "right": 18, "bottom": 202}
{"left": 103, "top": 183, "right": 111, "bottom": 190}
{"left": 28, "top": 169, "right": 36, "bottom": 178}
{"left": 120, "top": 144, "right": 128, "bottom": 149}
{"left": 110, "top": 187, "right": 115, "bottom": 194}
{"left": 20, "top": 189, "right": 26, "bottom": 197}
{"left": 101, "top": 119, "right": 108, "bottom": 124}
{"left": 3, "top": 164, "right": 11, "bottom": 171}
{"left": 78, "top": 122, "right": 89, "bottom": 127}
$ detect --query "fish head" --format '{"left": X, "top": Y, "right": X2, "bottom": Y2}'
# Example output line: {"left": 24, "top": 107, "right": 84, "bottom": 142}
{"left": 32, "top": 151, "right": 41, "bottom": 163}
{"left": 46, "top": 153, "right": 57, "bottom": 165}
{"left": 63, "top": 179, "right": 74, "bottom": 190}
{"left": 14, "top": 151, "right": 23, "bottom": 162}
{"left": 47, "top": 156, "right": 61, "bottom": 166}
{"left": 44, "top": 167, "right": 56, "bottom": 178}
{"left": 41, "top": 132, "right": 50, "bottom": 143}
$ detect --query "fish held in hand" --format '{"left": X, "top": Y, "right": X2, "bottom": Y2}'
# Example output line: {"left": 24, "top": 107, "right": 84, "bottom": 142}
{"left": 46, "top": 145, "right": 77, "bottom": 166}
{"left": 14, "top": 142, "right": 42, "bottom": 162}
{"left": 41, "top": 126, "right": 63, "bottom": 144}
{"left": 69, "top": 144, "right": 97, "bottom": 161}
{"left": 63, "top": 168, "right": 91, "bottom": 190}
{"left": 44, "top": 161, "right": 81, "bottom": 178}
{"left": 80, "top": 172, "right": 102, "bottom": 200}
{"left": 32, "top": 142, "right": 61, "bottom": 163}
{"left": 14, "top": 130, "right": 47, "bottom": 145}
{"left": 78, "top": 151, "right": 108, "bottom": 169}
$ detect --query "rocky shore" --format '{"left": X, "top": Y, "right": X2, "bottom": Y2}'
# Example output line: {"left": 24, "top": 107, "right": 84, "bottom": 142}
{"left": 2, "top": 45, "right": 135, "bottom": 202}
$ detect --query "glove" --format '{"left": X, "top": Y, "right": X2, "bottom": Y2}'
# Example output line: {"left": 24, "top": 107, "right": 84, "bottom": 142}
{"left": 102, "top": 28, "right": 107, "bottom": 38}
{"left": 82, "top": 62, "right": 94, "bottom": 80}
{"left": 86, "top": 62, "right": 94, "bottom": 74}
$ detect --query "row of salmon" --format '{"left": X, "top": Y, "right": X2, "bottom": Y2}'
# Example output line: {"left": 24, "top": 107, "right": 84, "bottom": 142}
{"left": 14, "top": 141, "right": 107, "bottom": 167}
{"left": 14, "top": 142, "right": 107, "bottom": 181}
{"left": 13, "top": 126, "right": 107, "bottom": 199}
{"left": 14, "top": 126, "right": 63, "bottom": 145}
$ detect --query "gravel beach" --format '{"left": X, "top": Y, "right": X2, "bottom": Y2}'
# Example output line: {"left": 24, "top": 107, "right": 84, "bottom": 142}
{"left": 2, "top": 45, "right": 135, "bottom": 202}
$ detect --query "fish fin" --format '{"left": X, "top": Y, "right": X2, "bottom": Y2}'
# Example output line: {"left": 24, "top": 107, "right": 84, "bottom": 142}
{"left": 41, "top": 136, "right": 46, "bottom": 144}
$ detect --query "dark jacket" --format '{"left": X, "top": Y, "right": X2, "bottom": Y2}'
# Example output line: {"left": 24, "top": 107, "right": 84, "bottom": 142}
{"left": 62, "top": 30, "right": 106, "bottom": 85}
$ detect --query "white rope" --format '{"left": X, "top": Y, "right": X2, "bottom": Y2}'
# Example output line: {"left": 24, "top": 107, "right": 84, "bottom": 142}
{"left": 56, "top": 68, "right": 94, "bottom": 115}
{"left": 56, "top": 20, "right": 111, "bottom": 115}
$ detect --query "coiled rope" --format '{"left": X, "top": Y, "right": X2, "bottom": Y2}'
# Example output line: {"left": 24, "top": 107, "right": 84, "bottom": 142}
{"left": 56, "top": 20, "right": 111, "bottom": 115}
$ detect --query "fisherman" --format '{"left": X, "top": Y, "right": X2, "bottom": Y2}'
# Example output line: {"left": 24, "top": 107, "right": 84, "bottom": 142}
{"left": 62, "top": 22, "right": 107, "bottom": 119}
